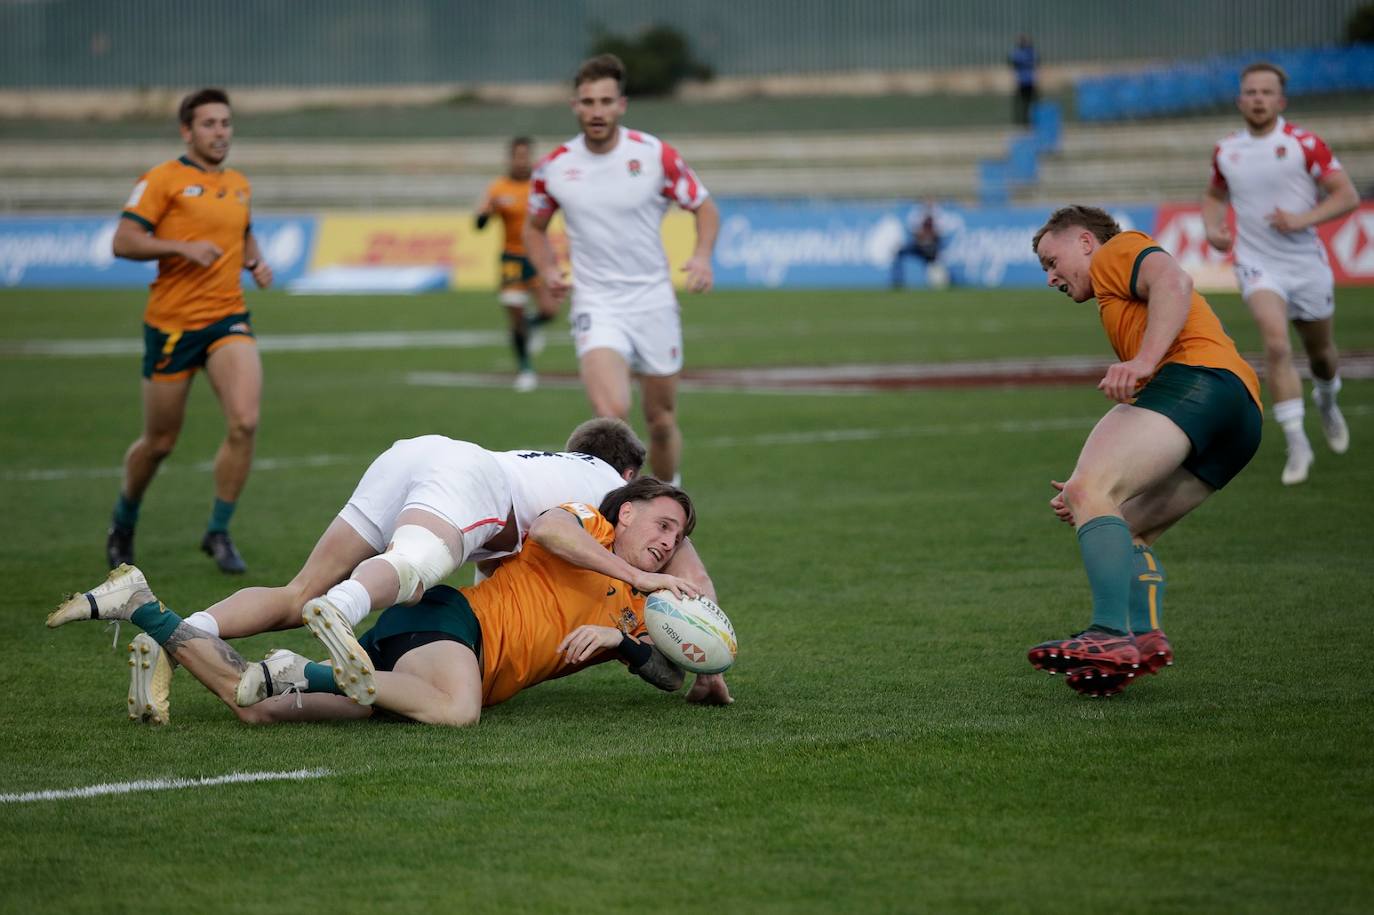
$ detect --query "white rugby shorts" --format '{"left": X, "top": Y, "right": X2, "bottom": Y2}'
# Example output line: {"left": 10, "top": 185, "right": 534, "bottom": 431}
{"left": 571, "top": 306, "right": 683, "bottom": 376}
{"left": 338, "top": 436, "right": 511, "bottom": 558}
{"left": 1234, "top": 257, "right": 1335, "bottom": 321}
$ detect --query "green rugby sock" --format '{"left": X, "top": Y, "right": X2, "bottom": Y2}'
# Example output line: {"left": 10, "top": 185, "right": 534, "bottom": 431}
{"left": 130, "top": 601, "right": 182, "bottom": 645}
{"left": 207, "top": 498, "right": 236, "bottom": 534}
{"left": 112, "top": 493, "right": 140, "bottom": 530}
{"left": 1077, "top": 515, "right": 1133, "bottom": 634}
{"left": 1129, "top": 545, "right": 1166, "bottom": 634}
{"left": 304, "top": 662, "right": 344, "bottom": 695}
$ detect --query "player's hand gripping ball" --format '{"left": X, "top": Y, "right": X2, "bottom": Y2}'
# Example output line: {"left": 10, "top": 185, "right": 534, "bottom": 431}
{"left": 644, "top": 592, "right": 738, "bottom": 674}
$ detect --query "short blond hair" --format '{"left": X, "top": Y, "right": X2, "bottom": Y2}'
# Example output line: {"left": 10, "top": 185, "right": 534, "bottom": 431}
{"left": 1031, "top": 205, "right": 1121, "bottom": 253}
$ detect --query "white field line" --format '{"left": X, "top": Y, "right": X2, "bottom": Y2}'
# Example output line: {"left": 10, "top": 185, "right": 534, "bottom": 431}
{"left": 1, "top": 330, "right": 513, "bottom": 357}
{"left": 5, "top": 404, "right": 1371, "bottom": 484}
{"left": 0, "top": 767, "right": 331, "bottom": 804}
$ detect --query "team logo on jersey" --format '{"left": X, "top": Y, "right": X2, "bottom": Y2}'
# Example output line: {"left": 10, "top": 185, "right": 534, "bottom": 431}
{"left": 216, "top": 188, "right": 227, "bottom": 198}
{"left": 227, "top": 322, "right": 251, "bottom": 334}
{"left": 182, "top": 185, "right": 204, "bottom": 197}
{"left": 235, "top": 189, "right": 248, "bottom": 203}
{"left": 614, "top": 607, "right": 639, "bottom": 634}
{"left": 562, "top": 167, "right": 582, "bottom": 181}
{"left": 627, "top": 158, "right": 642, "bottom": 177}
{"left": 1275, "top": 146, "right": 1288, "bottom": 159}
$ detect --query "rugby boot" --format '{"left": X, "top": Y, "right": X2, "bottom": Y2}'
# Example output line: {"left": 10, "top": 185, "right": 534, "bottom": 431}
{"left": 1027, "top": 628, "right": 1141, "bottom": 676}
{"left": 1064, "top": 630, "right": 1173, "bottom": 698}
{"left": 106, "top": 524, "right": 135, "bottom": 569}
{"left": 201, "top": 530, "right": 246, "bottom": 574}
{"left": 127, "top": 632, "right": 174, "bottom": 725}
{"left": 1318, "top": 405, "right": 1349, "bottom": 455}
{"left": 48, "top": 564, "right": 156, "bottom": 628}
{"left": 1281, "top": 445, "right": 1313, "bottom": 486}
{"left": 302, "top": 597, "right": 376, "bottom": 705}
{"left": 236, "top": 649, "right": 311, "bottom": 708}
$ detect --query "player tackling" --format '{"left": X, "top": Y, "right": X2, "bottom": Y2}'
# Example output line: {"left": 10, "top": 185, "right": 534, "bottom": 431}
{"left": 49, "top": 479, "right": 722, "bottom": 726}
{"left": 1027, "top": 206, "right": 1263, "bottom": 697}
{"left": 524, "top": 53, "right": 720, "bottom": 485}
{"left": 1202, "top": 62, "right": 1360, "bottom": 485}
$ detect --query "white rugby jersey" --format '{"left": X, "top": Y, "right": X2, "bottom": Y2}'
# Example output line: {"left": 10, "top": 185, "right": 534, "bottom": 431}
{"left": 529, "top": 127, "right": 709, "bottom": 313}
{"left": 1210, "top": 117, "right": 1343, "bottom": 269}
{"left": 471, "top": 449, "right": 627, "bottom": 563}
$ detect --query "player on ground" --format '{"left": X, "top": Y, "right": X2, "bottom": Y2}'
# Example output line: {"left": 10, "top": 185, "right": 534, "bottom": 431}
{"left": 474, "top": 136, "right": 553, "bottom": 392}
{"left": 97, "top": 419, "right": 727, "bottom": 721}
{"left": 524, "top": 53, "right": 720, "bottom": 485}
{"left": 49, "top": 479, "right": 733, "bottom": 726}
{"left": 107, "top": 88, "right": 274, "bottom": 575}
{"left": 1202, "top": 62, "right": 1360, "bottom": 485}
{"left": 1027, "top": 206, "right": 1263, "bottom": 696}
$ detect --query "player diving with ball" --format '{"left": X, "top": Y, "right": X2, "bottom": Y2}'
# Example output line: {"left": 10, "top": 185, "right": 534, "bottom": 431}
{"left": 49, "top": 477, "right": 733, "bottom": 726}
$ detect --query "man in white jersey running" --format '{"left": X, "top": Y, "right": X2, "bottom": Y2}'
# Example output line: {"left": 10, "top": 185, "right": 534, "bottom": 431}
{"left": 523, "top": 53, "right": 720, "bottom": 485}
{"left": 114, "top": 418, "right": 729, "bottom": 719}
{"left": 1202, "top": 61, "right": 1361, "bottom": 485}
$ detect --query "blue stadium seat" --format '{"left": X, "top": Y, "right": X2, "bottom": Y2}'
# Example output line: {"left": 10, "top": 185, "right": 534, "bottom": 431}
{"left": 978, "top": 160, "right": 1009, "bottom": 205}
{"left": 1031, "top": 100, "right": 1062, "bottom": 152}
{"left": 1006, "top": 136, "right": 1039, "bottom": 182}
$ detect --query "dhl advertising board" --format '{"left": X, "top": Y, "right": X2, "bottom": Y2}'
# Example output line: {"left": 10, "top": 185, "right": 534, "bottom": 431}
{"left": 307, "top": 209, "right": 702, "bottom": 290}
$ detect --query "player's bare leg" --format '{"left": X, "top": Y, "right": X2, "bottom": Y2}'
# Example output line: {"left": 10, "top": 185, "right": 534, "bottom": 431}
{"left": 304, "top": 507, "right": 466, "bottom": 703}
{"left": 200, "top": 340, "right": 261, "bottom": 571}
{"left": 123, "top": 377, "right": 193, "bottom": 501}
{"left": 372, "top": 640, "right": 482, "bottom": 726}
{"left": 107, "top": 376, "right": 192, "bottom": 567}
{"left": 204, "top": 516, "right": 377, "bottom": 638}
{"left": 205, "top": 339, "right": 261, "bottom": 503}
{"left": 1246, "top": 290, "right": 1312, "bottom": 482}
{"left": 1031, "top": 406, "right": 1194, "bottom": 681}
{"left": 1294, "top": 316, "right": 1349, "bottom": 454}
{"left": 1061, "top": 405, "right": 1194, "bottom": 523}
{"left": 640, "top": 372, "right": 682, "bottom": 483}
{"left": 580, "top": 347, "right": 633, "bottom": 419}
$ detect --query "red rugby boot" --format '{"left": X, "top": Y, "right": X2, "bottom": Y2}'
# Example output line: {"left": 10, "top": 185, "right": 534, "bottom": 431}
{"left": 1027, "top": 628, "right": 1141, "bottom": 676}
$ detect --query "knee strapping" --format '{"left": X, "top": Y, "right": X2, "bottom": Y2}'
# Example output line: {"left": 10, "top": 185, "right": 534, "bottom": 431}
{"left": 378, "top": 525, "right": 457, "bottom": 603}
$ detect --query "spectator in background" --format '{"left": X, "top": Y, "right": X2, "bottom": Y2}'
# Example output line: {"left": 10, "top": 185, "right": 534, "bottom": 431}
{"left": 891, "top": 199, "right": 952, "bottom": 290}
{"left": 1009, "top": 35, "right": 1037, "bottom": 127}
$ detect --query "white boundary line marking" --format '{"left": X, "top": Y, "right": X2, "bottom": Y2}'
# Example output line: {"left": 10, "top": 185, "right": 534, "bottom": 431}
{"left": 0, "top": 767, "right": 332, "bottom": 804}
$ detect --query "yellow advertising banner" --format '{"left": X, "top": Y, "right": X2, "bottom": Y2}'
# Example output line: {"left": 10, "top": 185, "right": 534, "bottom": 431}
{"left": 311, "top": 209, "right": 699, "bottom": 290}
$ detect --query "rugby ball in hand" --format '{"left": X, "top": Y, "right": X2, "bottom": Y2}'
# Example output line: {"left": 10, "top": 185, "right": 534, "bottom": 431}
{"left": 644, "top": 592, "right": 738, "bottom": 674}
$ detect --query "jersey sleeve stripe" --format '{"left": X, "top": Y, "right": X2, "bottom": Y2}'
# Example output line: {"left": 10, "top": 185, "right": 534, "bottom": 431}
{"left": 1128, "top": 246, "right": 1165, "bottom": 300}
{"left": 120, "top": 210, "right": 155, "bottom": 231}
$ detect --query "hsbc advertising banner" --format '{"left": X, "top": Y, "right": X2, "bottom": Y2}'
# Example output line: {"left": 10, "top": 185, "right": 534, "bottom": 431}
{"left": 1153, "top": 202, "right": 1374, "bottom": 288}
{"left": 1, "top": 204, "right": 1369, "bottom": 290}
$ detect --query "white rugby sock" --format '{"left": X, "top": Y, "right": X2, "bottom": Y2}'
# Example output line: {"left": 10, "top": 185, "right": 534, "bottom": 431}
{"left": 183, "top": 610, "right": 220, "bottom": 638}
{"left": 325, "top": 579, "right": 373, "bottom": 627}
{"left": 1312, "top": 374, "right": 1342, "bottom": 411}
{"left": 1273, "top": 398, "right": 1310, "bottom": 453}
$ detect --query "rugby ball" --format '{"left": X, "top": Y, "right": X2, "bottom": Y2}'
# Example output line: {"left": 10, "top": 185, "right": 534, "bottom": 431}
{"left": 644, "top": 591, "right": 738, "bottom": 674}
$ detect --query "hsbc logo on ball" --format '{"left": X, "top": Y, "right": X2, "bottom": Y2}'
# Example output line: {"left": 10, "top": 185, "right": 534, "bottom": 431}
{"left": 680, "top": 643, "right": 706, "bottom": 664}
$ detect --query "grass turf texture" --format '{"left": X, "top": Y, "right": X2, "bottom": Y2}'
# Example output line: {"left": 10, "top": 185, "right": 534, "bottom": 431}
{"left": 2, "top": 286, "right": 1372, "bottom": 913}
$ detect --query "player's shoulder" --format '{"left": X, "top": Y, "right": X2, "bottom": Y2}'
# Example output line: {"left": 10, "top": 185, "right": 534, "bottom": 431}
{"left": 222, "top": 166, "right": 250, "bottom": 186}
{"left": 622, "top": 127, "right": 664, "bottom": 150}
{"left": 535, "top": 141, "right": 575, "bottom": 169}
{"left": 1092, "top": 230, "right": 1161, "bottom": 277}
{"left": 1214, "top": 127, "right": 1250, "bottom": 149}
{"left": 141, "top": 158, "right": 191, "bottom": 182}
{"left": 1280, "top": 119, "right": 1329, "bottom": 148}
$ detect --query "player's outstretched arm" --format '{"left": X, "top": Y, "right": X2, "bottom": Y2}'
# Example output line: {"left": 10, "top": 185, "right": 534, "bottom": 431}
{"left": 529, "top": 508, "right": 700, "bottom": 598}
{"left": 112, "top": 217, "right": 221, "bottom": 266}
{"left": 558, "top": 625, "right": 686, "bottom": 692}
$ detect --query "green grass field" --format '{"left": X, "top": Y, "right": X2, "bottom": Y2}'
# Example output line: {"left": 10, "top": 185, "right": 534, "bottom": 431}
{"left": 2, "top": 286, "right": 1372, "bottom": 913}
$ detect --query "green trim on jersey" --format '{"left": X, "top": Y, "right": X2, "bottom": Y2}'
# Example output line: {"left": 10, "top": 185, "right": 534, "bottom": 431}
{"left": 1129, "top": 245, "right": 1165, "bottom": 300}
{"left": 121, "top": 210, "right": 155, "bottom": 232}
